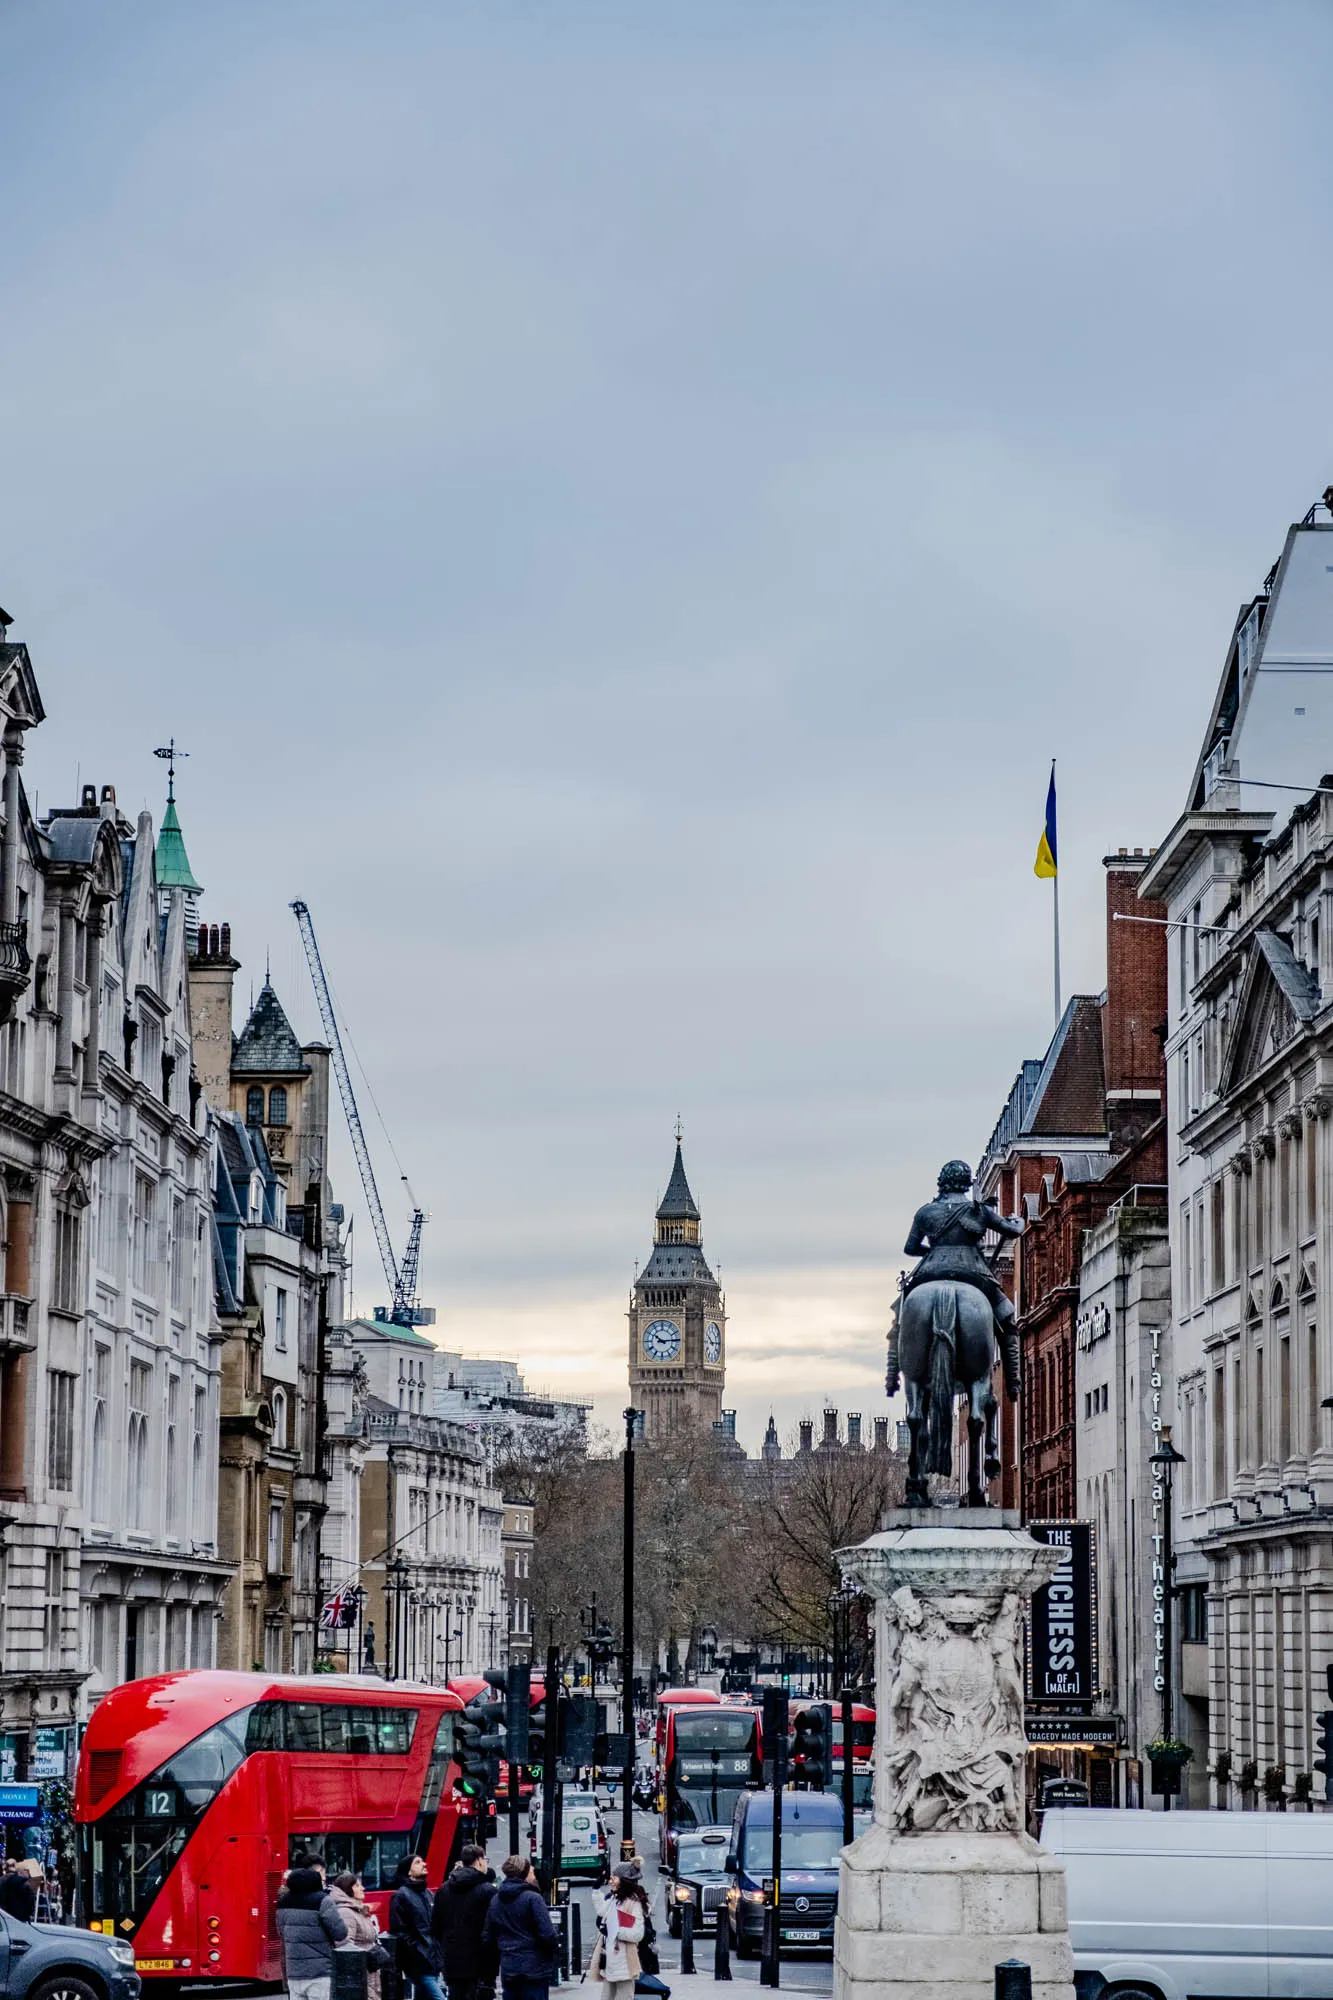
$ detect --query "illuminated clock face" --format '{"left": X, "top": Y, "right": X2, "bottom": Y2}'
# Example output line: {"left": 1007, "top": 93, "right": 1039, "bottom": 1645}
{"left": 643, "top": 1319, "right": 682, "bottom": 1362}
{"left": 705, "top": 1321, "right": 723, "bottom": 1365}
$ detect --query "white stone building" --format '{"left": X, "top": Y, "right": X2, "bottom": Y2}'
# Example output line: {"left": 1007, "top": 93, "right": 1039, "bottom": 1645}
{"left": 1139, "top": 489, "right": 1333, "bottom": 1805}
{"left": 319, "top": 1317, "right": 504, "bottom": 1680}
{"left": 0, "top": 611, "right": 229, "bottom": 1783}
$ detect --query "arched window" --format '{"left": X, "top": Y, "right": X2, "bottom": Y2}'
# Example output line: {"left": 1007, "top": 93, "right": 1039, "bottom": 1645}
{"left": 268, "top": 1085, "right": 288, "bottom": 1127}
{"left": 272, "top": 1388, "right": 288, "bottom": 1450}
{"left": 245, "top": 1085, "right": 265, "bottom": 1126}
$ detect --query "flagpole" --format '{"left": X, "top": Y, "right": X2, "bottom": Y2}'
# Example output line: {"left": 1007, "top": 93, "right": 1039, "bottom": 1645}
{"left": 1050, "top": 756, "right": 1060, "bottom": 1029}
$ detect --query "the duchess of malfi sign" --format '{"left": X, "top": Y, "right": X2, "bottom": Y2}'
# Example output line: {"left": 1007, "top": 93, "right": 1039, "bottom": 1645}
{"left": 1026, "top": 1521, "right": 1097, "bottom": 1706}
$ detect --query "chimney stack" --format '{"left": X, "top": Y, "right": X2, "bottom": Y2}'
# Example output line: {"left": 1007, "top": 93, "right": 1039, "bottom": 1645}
{"left": 847, "top": 1412, "right": 862, "bottom": 1448}
{"left": 798, "top": 1419, "right": 813, "bottom": 1453}
{"left": 873, "top": 1417, "right": 889, "bottom": 1451}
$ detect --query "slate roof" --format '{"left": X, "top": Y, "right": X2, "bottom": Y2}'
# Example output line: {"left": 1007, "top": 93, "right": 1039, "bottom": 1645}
{"left": 638, "top": 1241, "right": 717, "bottom": 1286}
{"left": 44, "top": 815, "right": 104, "bottom": 866}
{"left": 657, "top": 1142, "right": 701, "bottom": 1221}
{"left": 1020, "top": 995, "right": 1107, "bottom": 1138}
{"left": 1254, "top": 927, "right": 1320, "bottom": 1021}
{"left": 233, "top": 979, "right": 311, "bottom": 1076}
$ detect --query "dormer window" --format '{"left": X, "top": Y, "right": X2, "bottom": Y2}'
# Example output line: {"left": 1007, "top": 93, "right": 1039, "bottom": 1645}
{"left": 245, "top": 1086, "right": 265, "bottom": 1127}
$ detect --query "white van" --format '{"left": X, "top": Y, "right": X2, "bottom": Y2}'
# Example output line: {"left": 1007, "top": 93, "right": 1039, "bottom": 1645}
{"left": 1041, "top": 1807, "right": 1333, "bottom": 2000}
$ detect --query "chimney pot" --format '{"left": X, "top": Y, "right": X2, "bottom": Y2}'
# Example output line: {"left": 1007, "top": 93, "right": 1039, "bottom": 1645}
{"left": 220, "top": 922, "right": 231, "bottom": 957}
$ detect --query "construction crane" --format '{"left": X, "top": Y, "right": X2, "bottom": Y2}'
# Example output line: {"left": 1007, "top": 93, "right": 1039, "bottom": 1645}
{"left": 290, "top": 899, "right": 432, "bottom": 1327}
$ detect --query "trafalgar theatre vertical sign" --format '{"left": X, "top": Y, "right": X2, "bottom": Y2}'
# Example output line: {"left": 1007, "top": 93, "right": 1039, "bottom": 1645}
{"left": 1026, "top": 1521, "right": 1097, "bottom": 1707}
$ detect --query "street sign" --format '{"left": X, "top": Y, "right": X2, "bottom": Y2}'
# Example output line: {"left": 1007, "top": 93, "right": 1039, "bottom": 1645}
{"left": 0, "top": 1785, "right": 39, "bottom": 1822}
{"left": 1038, "top": 1778, "right": 1089, "bottom": 1809}
{"left": 1026, "top": 1522, "right": 1097, "bottom": 1706}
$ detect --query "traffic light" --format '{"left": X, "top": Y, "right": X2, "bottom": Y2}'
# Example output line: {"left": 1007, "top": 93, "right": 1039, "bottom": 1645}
{"left": 458, "top": 1687, "right": 506, "bottom": 1798}
{"left": 761, "top": 1687, "right": 789, "bottom": 1787}
{"left": 559, "top": 1694, "right": 598, "bottom": 1768}
{"left": 792, "top": 1703, "right": 832, "bottom": 1790}
{"left": 1315, "top": 1711, "right": 1333, "bottom": 1802}
{"left": 506, "top": 1662, "right": 531, "bottom": 1766}
{"left": 455, "top": 1707, "right": 491, "bottom": 1797}
{"left": 528, "top": 1688, "right": 547, "bottom": 1780}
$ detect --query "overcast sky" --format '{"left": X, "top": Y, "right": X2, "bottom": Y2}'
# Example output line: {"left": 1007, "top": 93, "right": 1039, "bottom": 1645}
{"left": 3, "top": 1, "right": 1332, "bottom": 1447}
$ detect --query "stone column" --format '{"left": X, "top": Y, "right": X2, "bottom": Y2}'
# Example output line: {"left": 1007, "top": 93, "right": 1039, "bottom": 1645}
{"left": 835, "top": 1515, "right": 1074, "bottom": 2000}
{"left": 54, "top": 892, "right": 76, "bottom": 1093}
{"left": 1, "top": 730, "right": 22, "bottom": 929}
{"left": 82, "top": 907, "right": 104, "bottom": 1108}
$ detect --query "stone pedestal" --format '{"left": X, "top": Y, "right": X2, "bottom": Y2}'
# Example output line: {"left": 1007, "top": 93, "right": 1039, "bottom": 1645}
{"left": 834, "top": 1513, "right": 1075, "bottom": 2000}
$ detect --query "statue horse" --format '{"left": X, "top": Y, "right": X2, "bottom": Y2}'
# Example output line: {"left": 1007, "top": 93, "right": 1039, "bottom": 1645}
{"left": 889, "top": 1280, "right": 1001, "bottom": 1508}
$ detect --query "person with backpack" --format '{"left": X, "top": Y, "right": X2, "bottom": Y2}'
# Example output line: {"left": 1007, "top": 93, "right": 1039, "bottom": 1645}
{"left": 275, "top": 1860, "right": 349, "bottom": 2000}
{"left": 390, "top": 1854, "right": 445, "bottom": 2000}
{"left": 481, "top": 1856, "right": 558, "bottom": 2000}
{"left": 431, "top": 1843, "right": 498, "bottom": 2000}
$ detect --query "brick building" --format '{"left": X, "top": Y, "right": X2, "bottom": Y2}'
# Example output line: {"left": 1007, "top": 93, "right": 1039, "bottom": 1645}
{"left": 977, "top": 851, "right": 1168, "bottom": 1517}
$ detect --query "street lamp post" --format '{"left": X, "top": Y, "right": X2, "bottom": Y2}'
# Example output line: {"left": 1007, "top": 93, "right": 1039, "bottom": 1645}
{"left": 1149, "top": 1424, "right": 1187, "bottom": 1812}
{"left": 621, "top": 1406, "right": 641, "bottom": 1858}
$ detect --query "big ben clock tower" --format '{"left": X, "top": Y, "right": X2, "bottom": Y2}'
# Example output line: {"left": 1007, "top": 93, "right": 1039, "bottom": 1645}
{"left": 628, "top": 1138, "right": 725, "bottom": 1437}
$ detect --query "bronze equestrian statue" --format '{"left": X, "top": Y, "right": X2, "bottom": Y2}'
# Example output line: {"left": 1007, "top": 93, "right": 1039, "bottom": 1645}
{"left": 886, "top": 1159, "right": 1025, "bottom": 1507}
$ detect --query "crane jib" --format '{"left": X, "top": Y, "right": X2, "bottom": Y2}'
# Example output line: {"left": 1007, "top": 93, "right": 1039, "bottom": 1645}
{"left": 289, "top": 899, "right": 426, "bottom": 1325}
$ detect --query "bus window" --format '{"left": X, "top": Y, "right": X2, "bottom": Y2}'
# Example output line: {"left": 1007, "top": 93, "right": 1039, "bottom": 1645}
{"left": 291, "top": 1831, "right": 412, "bottom": 1890}
{"left": 90, "top": 1709, "right": 255, "bottom": 1927}
{"left": 250, "top": 1703, "right": 420, "bottom": 1755}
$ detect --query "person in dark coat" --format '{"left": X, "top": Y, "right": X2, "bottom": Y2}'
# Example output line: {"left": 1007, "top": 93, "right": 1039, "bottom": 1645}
{"left": 431, "top": 1844, "right": 497, "bottom": 2000}
{"left": 481, "top": 1856, "right": 557, "bottom": 2000}
{"left": 0, "top": 1862, "right": 37, "bottom": 1923}
{"left": 390, "top": 1854, "right": 445, "bottom": 2000}
{"left": 275, "top": 1863, "right": 349, "bottom": 2000}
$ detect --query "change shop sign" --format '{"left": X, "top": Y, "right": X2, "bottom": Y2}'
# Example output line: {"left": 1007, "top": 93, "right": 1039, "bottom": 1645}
{"left": 1026, "top": 1521, "right": 1097, "bottom": 1707}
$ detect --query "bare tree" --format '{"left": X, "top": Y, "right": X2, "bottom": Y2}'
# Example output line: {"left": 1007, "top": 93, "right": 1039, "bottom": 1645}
{"left": 748, "top": 1436, "right": 905, "bottom": 1668}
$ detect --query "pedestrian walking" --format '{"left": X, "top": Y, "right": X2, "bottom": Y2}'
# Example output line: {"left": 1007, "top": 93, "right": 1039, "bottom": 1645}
{"left": 389, "top": 1854, "right": 445, "bottom": 2000}
{"left": 0, "top": 1859, "right": 38, "bottom": 1923}
{"left": 481, "top": 1856, "right": 558, "bottom": 2000}
{"left": 329, "top": 1873, "right": 387, "bottom": 2000}
{"left": 430, "top": 1843, "right": 497, "bottom": 2000}
{"left": 276, "top": 1860, "right": 349, "bottom": 2000}
{"left": 588, "top": 1862, "right": 649, "bottom": 2000}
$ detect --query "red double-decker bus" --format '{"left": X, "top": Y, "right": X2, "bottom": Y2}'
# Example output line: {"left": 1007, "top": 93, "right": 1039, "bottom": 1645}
{"left": 659, "top": 1701, "right": 761, "bottom": 1866}
{"left": 76, "top": 1672, "right": 465, "bottom": 1984}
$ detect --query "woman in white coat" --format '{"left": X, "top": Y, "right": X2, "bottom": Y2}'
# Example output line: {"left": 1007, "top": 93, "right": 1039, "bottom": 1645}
{"left": 589, "top": 1860, "right": 649, "bottom": 2000}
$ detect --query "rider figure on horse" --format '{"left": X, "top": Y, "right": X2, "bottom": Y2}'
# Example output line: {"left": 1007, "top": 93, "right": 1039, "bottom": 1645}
{"left": 901, "top": 1160, "right": 1025, "bottom": 1400}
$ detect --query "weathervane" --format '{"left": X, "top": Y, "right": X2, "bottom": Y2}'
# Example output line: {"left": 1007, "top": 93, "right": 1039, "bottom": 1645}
{"left": 153, "top": 738, "right": 189, "bottom": 803}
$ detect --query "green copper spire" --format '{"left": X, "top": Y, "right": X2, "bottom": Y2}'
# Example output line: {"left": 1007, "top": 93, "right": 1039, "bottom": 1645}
{"left": 153, "top": 739, "right": 203, "bottom": 893}
{"left": 156, "top": 795, "right": 202, "bottom": 892}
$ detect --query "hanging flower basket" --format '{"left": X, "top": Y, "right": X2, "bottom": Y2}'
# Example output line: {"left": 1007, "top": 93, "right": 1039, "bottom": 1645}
{"left": 1145, "top": 1737, "right": 1193, "bottom": 1770}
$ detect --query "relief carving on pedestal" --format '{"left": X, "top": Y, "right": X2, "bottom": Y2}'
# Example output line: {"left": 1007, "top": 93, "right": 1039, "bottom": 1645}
{"left": 883, "top": 1583, "right": 1027, "bottom": 1834}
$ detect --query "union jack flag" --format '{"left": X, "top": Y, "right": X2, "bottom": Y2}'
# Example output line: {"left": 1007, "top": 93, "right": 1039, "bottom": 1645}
{"left": 320, "top": 1585, "right": 360, "bottom": 1630}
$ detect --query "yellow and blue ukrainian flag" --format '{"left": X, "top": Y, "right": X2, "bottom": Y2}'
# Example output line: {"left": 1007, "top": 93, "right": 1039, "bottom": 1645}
{"left": 1034, "top": 765, "right": 1057, "bottom": 880}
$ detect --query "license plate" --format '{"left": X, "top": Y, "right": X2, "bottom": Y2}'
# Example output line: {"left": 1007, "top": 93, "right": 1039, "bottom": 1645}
{"left": 135, "top": 1960, "right": 176, "bottom": 1971}
{"left": 783, "top": 1930, "right": 820, "bottom": 1942}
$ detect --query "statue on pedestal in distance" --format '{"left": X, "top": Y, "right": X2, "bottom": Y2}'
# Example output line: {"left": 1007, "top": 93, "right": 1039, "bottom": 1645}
{"left": 885, "top": 1160, "right": 1025, "bottom": 1507}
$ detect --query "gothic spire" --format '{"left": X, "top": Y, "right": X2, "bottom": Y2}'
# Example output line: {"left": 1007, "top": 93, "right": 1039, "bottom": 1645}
{"left": 656, "top": 1139, "right": 700, "bottom": 1222}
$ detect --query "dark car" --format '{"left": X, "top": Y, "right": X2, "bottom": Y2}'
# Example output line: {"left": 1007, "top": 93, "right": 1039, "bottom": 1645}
{"left": 725, "top": 1790, "right": 844, "bottom": 1958}
{"left": 667, "top": 1828, "right": 730, "bottom": 1936}
{"left": 0, "top": 1909, "right": 141, "bottom": 2000}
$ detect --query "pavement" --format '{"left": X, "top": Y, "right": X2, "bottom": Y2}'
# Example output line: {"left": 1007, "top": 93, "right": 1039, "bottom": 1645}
{"left": 552, "top": 1809, "right": 832, "bottom": 1997}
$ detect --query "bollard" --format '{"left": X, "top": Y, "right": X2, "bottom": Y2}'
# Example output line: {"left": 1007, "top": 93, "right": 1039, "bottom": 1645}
{"left": 332, "top": 1947, "right": 369, "bottom": 2000}
{"left": 714, "top": 1902, "right": 733, "bottom": 1981}
{"left": 571, "top": 1899, "right": 583, "bottom": 1975}
{"left": 680, "top": 1897, "right": 695, "bottom": 1976}
{"left": 995, "top": 1961, "right": 1033, "bottom": 2000}
{"left": 556, "top": 1902, "right": 570, "bottom": 1985}
{"left": 378, "top": 1934, "right": 400, "bottom": 2000}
